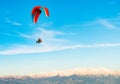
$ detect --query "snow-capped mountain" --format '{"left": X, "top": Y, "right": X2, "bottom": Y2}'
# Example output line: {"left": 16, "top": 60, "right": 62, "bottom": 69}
{"left": 1, "top": 68, "right": 120, "bottom": 78}
{"left": 0, "top": 68, "right": 120, "bottom": 84}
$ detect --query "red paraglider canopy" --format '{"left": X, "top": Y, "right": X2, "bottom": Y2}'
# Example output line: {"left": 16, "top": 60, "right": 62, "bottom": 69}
{"left": 31, "top": 6, "right": 49, "bottom": 23}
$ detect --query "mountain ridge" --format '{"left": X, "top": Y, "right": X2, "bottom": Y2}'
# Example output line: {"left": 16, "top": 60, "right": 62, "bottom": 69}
{"left": 1, "top": 68, "right": 120, "bottom": 78}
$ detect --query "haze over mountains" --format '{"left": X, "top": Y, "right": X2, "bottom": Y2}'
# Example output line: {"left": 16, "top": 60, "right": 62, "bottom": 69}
{"left": 0, "top": 68, "right": 120, "bottom": 84}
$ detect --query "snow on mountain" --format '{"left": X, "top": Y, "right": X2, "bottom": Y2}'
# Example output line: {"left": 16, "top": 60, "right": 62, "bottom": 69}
{"left": 1, "top": 68, "right": 120, "bottom": 78}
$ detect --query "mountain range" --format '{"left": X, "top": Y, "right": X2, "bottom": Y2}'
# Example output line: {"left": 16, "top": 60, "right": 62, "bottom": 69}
{"left": 0, "top": 68, "right": 120, "bottom": 84}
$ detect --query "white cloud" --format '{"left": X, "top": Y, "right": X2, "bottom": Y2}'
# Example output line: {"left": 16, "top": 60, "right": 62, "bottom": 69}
{"left": 81, "top": 17, "right": 120, "bottom": 30}
{"left": 37, "top": 28, "right": 64, "bottom": 38}
{"left": 6, "top": 18, "right": 22, "bottom": 26}
{"left": 15, "top": 28, "right": 67, "bottom": 44}
{"left": 97, "top": 19, "right": 118, "bottom": 29}
{"left": 40, "top": 21, "right": 53, "bottom": 27}
{"left": 0, "top": 43, "right": 120, "bottom": 55}
{"left": 1, "top": 20, "right": 120, "bottom": 55}
{"left": 15, "top": 28, "right": 64, "bottom": 39}
{"left": 29, "top": 21, "right": 53, "bottom": 28}
{"left": 0, "top": 45, "right": 78, "bottom": 55}
{"left": 15, "top": 31, "right": 34, "bottom": 39}
{"left": 84, "top": 43, "right": 120, "bottom": 48}
{"left": 0, "top": 28, "right": 70, "bottom": 55}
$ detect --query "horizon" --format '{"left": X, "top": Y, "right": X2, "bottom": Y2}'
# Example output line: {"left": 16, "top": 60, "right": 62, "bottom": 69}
{"left": 0, "top": 0, "right": 120, "bottom": 76}
{"left": 0, "top": 68, "right": 120, "bottom": 77}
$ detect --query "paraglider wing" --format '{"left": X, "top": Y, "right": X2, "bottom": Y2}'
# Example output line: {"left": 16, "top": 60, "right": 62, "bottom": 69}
{"left": 32, "top": 6, "right": 41, "bottom": 14}
{"left": 31, "top": 6, "right": 49, "bottom": 23}
{"left": 43, "top": 7, "right": 49, "bottom": 17}
{"left": 34, "top": 9, "right": 42, "bottom": 23}
{"left": 31, "top": 6, "right": 42, "bottom": 23}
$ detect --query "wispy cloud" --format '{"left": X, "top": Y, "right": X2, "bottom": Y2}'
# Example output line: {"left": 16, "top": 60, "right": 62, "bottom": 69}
{"left": 97, "top": 19, "right": 118, "bottom": 29}
{"left": 6, "top": 18, "right": 22, "bottom": 26}
{"left": 15, "top": 31, "right": 33, "bottom": 39}
{"left": 0, "top": 43, "right": 120, "bottom": 55}
{"left": 1, "top": 19, "right": 120, "bottom": 55}
{"left": 0, "top": 28, "right": 70, "bottom": 55}
{"left": 0, "top": 45, "right": 78, "bottom": 55}
{"left": 40, "top": 21, "right": 53, "bottom": 27}
{"left": 15, "top": 28, "right": 67, "bottom": 43}
{"left": 83, "top": 43, "right": 120, "bottom": 48}
{"left": 29, "top": 21, "right": 53, "bottom": 28}
{"left": 62, "top": 16, "right": 120, "bottom": 31}
{"left": 37, "top": 28, "right": 64, "bottom": 38}
{"left": 81, "top": 17, "right": 120, "bottom": 30}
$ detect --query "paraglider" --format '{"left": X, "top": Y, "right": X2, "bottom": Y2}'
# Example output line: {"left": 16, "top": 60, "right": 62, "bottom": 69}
{"left": 32, "top": 6, "right": 49, "bottom": 44}
{"left": 36, "top": 38, "right": 42, "bottom": 43}
{"left": 31, "top": 6, "right": 49, "bottom": 23}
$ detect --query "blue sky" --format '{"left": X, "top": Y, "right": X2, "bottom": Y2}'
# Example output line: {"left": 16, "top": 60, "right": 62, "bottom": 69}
{"left": 0, "top": 0, "right": 120, "bottom": 76}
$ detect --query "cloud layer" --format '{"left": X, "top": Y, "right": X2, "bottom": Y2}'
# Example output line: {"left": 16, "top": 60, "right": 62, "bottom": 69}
{"left": 1, "top": 17, "right": 120, "bottom": 55}
{"left": 6, "top": 18, "right": 22, "bottom": 26}
{"left": 0, "top": 43, "right": 120, "bottom": 55}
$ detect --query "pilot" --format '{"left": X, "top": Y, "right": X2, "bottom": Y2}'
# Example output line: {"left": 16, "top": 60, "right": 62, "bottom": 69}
{"left": 36, "top": 38, "right": 42, "bottom": 43}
